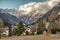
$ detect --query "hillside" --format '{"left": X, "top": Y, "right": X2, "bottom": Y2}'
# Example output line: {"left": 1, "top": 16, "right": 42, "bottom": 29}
{"left": 0, "top": 13, "right": 20, "bottom": 26}
{"left": 0, "top": 0, "right": 59, "bottom": 25}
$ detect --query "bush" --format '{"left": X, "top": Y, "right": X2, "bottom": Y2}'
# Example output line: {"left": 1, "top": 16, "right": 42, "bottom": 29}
{"left": 51, "top": 27, "right": 60, "bottom": 34}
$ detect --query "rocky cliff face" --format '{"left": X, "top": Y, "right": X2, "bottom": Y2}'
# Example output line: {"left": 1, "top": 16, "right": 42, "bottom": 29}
{"left": 40, "top": 2, "right": 60, "bottom": 28}
{"left": 0, "top": 12, "right": 20, "bottom": 26}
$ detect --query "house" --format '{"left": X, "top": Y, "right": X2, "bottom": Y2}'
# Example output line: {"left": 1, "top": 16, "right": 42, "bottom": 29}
{"left": 1, "top": 27, "right": 9, "bottom": 36}
{"left": 24, "top": 25, "right": 32, "bottom": 35}
{"left": 24, "top": 24, "right": 38, "bottom": 35}
{"left": 1, "top": 25, "right": 17, "bottom": 36}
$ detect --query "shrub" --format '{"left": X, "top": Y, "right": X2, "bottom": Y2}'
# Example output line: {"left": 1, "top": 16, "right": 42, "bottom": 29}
{"left": 51, "top": 27, "right": 60, "bottom": 34}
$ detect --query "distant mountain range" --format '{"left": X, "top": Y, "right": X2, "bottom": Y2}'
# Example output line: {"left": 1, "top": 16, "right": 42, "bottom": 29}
{"left": 0, "top": 1, "right": 60, "bottom": 26}
{"left": 0, "top": 12, "right": 20, "bottom": 26}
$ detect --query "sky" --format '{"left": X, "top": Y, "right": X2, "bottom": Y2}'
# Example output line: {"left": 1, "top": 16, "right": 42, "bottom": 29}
{"left": 0, "top": 0, "right": 47, "bottom": 9}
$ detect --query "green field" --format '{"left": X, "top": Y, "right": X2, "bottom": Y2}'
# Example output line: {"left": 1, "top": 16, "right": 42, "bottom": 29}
{"left": 0, "top": 34, "right": 60, "bottom": 40}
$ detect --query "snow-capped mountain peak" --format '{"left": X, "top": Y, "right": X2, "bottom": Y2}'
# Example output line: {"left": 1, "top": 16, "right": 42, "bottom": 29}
{"left": 0, "top": 0, "right": 60, "bottom": 25}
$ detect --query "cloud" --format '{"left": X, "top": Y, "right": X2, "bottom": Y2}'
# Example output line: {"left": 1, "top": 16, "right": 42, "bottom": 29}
{"left": 47, "top": 0, "right": 60, "bottom": 6}
{"left": 18, "top": 0, "right": 60, "bottom": 17}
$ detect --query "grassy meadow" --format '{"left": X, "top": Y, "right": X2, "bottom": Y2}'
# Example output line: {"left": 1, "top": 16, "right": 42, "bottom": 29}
{"left": 0, "top": 34, "right": 60, "bottom": 40}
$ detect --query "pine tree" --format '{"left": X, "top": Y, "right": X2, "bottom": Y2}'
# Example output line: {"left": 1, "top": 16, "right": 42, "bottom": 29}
{"left": 17, "top": 21, "right": 25, "bottom": 36}
{"left": 8, "top": 24, "right": 12, "bottom": 36}
{"left": 37, "top": 19, "right": 46, "bottom": 34}
{"left": 0, "top": 19, "right": 4, "bottom": 39}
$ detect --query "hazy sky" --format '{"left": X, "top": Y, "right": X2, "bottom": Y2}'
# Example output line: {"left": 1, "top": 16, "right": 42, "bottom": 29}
{"left": 0, "top": 0, "right": 46, "bottom": 9}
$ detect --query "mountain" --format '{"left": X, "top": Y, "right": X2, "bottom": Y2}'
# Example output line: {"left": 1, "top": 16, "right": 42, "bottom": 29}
{"left": 0, "top": 12, "right": 20, "bottom": 26}
{"left": 41, "top": 2, "right": 60, "bottom": 20}
{"left": 39, "top": 2, "right": 60, "bottom": 28}
{"left": 31, "top": 2, "right": 60, "bottom": 31}
{"left": 17, "top": 0, "right": 59, "bottom": 25}
{"left": 0, "top": 0, "right": 60, "bottom": 25}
